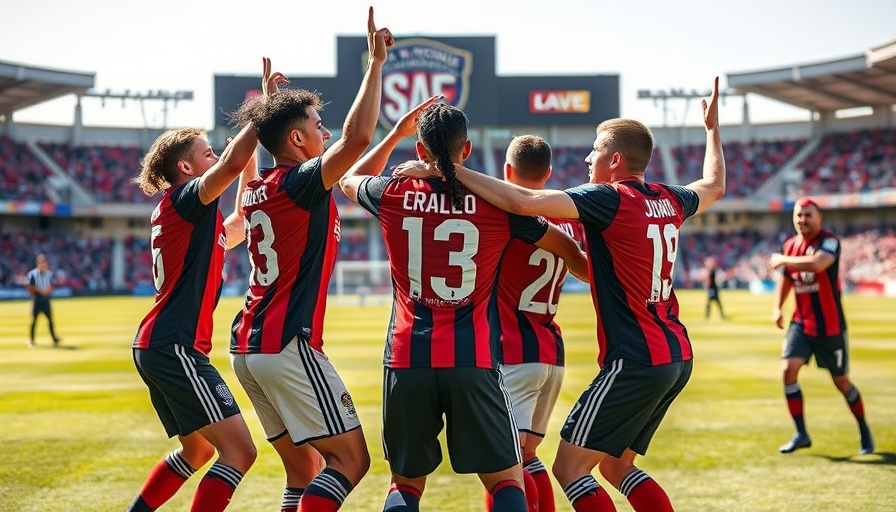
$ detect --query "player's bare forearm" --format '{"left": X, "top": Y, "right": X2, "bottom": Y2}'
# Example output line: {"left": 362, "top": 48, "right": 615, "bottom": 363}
{"left": 339, "top": 130, "right": 403, "bottom": 202}
{"left": 198, "top": 124, "right": 258, "bottom": 205}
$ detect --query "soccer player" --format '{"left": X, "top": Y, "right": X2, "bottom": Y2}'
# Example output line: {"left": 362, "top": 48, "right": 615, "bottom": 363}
{"left": 769, "top": 197, "right": 874, "bottom": 455}
{"left": 704, "top": 256, "right": 726, "bottom": 319}
{"left": 485, "top": 135, "right": 585, "bottom": 512}
{"left": 228, "top": 10, "right": 393, "bottom": 512}
{"left": 338, "top": 102, "right": 587, "bottom": 512}
{"left": 25, "top": 253, "right": 61, "bottom": 347}
{"left": 444, "top": 78, "right": 726, "bottom": 512}
{"left": 127, "top": 57, "right": 265, "bottom": 510}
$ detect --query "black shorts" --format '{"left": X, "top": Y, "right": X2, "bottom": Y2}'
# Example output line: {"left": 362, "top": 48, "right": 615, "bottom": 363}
{"left": 560, "top": 359, "right": 692, "bottom": 458}
{"left": 382, "top": 367, "right": 521, "bottom": 478}
{"left": 134, "top": 344, "right": 241, "bottom": 437}
{"left": 782, "top": 322, "right": 849, "bottom": 376}
{"left": 32, "top": 296, "right": 51, "bottom": 316}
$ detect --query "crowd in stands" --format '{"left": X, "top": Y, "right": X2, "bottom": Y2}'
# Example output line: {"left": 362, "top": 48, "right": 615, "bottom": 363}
{"left": 39, "top": 142, "right": 149, "bottom": 203}
{"left": 4, "top": 226, "right": 894, "bottom": 295}
{"left": 0, "top": 136, "right": 52, "bottom": 201}
{"left": 673, "top": 139, "right": 806, "bottom": 197}
{"left": 792, "top": 128, "right": 896, "bottom": 197}
{"left": 0, "top": 232, "right": 112, "bottom": 292}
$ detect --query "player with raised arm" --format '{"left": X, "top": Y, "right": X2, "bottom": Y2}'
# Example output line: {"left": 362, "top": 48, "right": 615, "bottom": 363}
{"left": 446, "top": 78, "right": 725, "bottom": 511}
{"left": 127, "top": 59, "right": 268, "bottom": 512}
{"left": 483, "top": 135, "right": 585, "bottom": 512}
{"left": 228, "top": 9, "right": 393, "bottom": 512}
{"left": 769, "top": 197, "right": 873, "bottom": 455}
{"left": 339, "top": 101, "right": 587, "bottom": 512}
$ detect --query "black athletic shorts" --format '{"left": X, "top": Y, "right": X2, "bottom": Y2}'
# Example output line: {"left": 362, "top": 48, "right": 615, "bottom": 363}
{"left": 560, "top": 359, "right": 692, "bottom": 457}
{"left": 782, "top": 322, "right": 849, "bottom": 377}
{"left": 382, "top": 366, "right": 521, "bottom": 478}
{"left": 134, "top": 344, "right": 241, "bottom": 437}
{"left": 32, "top": 296, "right": 51, "bottom": 316}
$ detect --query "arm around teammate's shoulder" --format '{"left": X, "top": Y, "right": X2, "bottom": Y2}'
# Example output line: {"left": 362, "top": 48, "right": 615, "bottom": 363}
{"left": 686, "top": 76, "right": 725, "bottom": 215}
{"left": 533, "top": 223, "right": 589, "bottom": 283}
{"left": 454, "top": 164, "right": 580, "bottom": 219}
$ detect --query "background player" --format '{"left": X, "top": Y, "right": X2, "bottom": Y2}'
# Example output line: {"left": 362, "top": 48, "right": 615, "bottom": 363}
{"left": 26, "top": 253, "right": 61, "bottom": 347}
{"left": 339, "top": 101, "right": 587, "bottom": 512}
{"left": 769, "top": 196, "right": 873, "bottom": 455}
{"left": 228, "top": 9, "right": 393, "bottom": 512}
{"left": 127, "top": 67, "right": 262, "bottom": 511}
{"left": 445, "top": 78, "right": 725, "bottom": 511}
{"left": 486, "top": 134, "right": 585, "bottom": 512}
{"left": 704, "top": 256, "right": 726, "bottom": 320}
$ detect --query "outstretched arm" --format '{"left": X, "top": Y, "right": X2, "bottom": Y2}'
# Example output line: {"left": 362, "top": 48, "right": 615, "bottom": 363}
{"left": 320, "top": 7, "right": 394, "bottom": 190}
{"left": 772, "top": 275, "right": 793, "bottom": 329}
{"left": 339, "top": 95, "right": 440, "bottom": 203}
{"left": 453, "top": 165, "right": 580, "bottom": 219}
{"left": 197, "top": 124, "right": 258, "bottom": 206}
{"left": 686, "top": 76, "right": 726, "bottom": 214}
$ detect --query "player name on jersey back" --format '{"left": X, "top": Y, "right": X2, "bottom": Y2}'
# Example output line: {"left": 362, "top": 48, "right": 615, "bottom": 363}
{"left": 644, "top": 198, "right": 678, "bottom": 219}
{"left": 402, "top": 191, "right": 477, "bottom": 214}
{"left": 242, "top": 185, "right": 269, "bottom": 207}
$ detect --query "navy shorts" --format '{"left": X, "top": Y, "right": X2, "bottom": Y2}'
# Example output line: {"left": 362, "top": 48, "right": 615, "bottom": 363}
{"left": 134, "top": 344, "right": 241, "bottom": 437}
{"left": 32, "top": 296, "right": 52, "bottom": 316}
{"left": 382, "top": 367, "right": 521, "bottom": 478}
{"left": 561, "top": 359, "right": 692, "bottom": 457}
{"left": 782, "top": 322, "right": 849, "bottom": 376}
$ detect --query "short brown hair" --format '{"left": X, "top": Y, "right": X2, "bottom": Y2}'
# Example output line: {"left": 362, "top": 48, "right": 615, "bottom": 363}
{"left": 595, "top": 118, "right": 654, "bottom": 172}
{"left": 134, "top": 128, "right": 205, "bottom": 195}
{"left": 506, "top": 135, "right": 551, "bottom": 181}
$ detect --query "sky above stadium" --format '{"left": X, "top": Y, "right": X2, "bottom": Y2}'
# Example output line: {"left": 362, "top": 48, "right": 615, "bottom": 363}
{"left": 3, "top": 0, "right": 895, "bottom": 131}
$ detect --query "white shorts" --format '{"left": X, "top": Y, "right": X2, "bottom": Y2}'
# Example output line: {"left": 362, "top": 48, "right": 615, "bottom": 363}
{"left": 499, "top": 362, "right": 564, "bottom": 437}
{"left": 231, "top": 337, "right": 361, "bottom": 445}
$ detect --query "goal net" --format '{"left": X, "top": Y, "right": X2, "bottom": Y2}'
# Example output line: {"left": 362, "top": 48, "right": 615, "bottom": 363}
{"left": 331, "top": 260, "right": 393, "bottom": 306}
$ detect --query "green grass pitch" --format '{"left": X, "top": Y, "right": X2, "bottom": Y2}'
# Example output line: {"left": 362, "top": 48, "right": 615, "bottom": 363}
{"left": 0, "top": 290, "right": 893, "bottom": 511}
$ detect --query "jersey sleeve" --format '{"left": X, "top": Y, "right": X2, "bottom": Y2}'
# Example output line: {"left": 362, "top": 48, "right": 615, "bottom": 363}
{"left": 819, "top": 235, "right": 840, "bottom": 258}
{"left": 282, "top": 157, "right": 329, "bottom": 209}
{"left": 666, "top": 185, "right": 700, "bottom": 219}
{"left": 170, "top": 179, "right": 213, "bottom": 224}
{"left": 26, "top": 270, "right": 36, "bottom": 286}
{"left": 357, "top": 176, "right": 391, "bottom": 218}
{"left": 564, "top": 184, "right": 620, "bottom": 231}
{"left": 508, "top": 214, "right": 548, "bottom": 244}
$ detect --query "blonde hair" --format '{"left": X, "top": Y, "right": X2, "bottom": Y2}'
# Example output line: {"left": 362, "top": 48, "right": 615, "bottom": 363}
{"left": 506, "top": 135, "right": 551, "bottom": 181}
{"left": 134, "top": 128, "right": 205, "bottom": 195}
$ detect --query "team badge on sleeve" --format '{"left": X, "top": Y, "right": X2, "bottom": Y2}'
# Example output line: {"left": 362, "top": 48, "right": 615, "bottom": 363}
{"left": 821, "top": 237, "right": 839, "bottom": 253}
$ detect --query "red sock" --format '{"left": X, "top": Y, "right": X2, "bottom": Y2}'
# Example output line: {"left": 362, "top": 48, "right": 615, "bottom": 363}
{"left": 620, "top": 469, "right": 672, "bottom": 512}
{"left": 133, "top": 451, "right": 194, "bottom": 510}
{"left": 564, "top": 475, "right": 616, "bottom": 511}
{"left": 191, "top": 463, "right": 243, "bottom": 512}
{"left": 525, "top": 458, "right": 556, "bottom": 512}
{"left": 523, "top": 470, "right": 539, "bottom": 512}
{"left": 299, "top": 493, "right": 340, "bottom": 512}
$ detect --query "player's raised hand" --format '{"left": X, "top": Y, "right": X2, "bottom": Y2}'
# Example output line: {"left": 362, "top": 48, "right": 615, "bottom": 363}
{"left": 702, "top": 76, "right": 720, "bottom": 132}
{"left": 261, "top": 57, "right": 289, "bottom": 97}
{"left": 392, "top": 95, "right": 441, "bottom": 138}
{"left": 367, "top": 6, "right": 394, "bottom": 64}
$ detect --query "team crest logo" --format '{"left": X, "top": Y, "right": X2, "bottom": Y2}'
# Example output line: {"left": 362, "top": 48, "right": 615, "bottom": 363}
{"left": 375, "top": 38, "right": 473, "bottom": 128}
{"left": 216, "top": 383, "right": 235, "bottom": 407}
{"left": 340, "top": 392, "right": 357, "bottom": 417}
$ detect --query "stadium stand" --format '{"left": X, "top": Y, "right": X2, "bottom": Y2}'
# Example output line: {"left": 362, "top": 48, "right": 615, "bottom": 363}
{"left": 38, "top": 142, "right": 148, "bottom": 203}
{"left": 0, "top": 135, "right": 53, "bottom": 201}
{"left": 791, "top": 128, "right": 896, "bottom": 197}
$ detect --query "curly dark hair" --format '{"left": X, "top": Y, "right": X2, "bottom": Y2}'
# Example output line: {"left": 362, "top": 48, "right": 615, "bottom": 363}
{"left": 229, "top": 88, "right": 324, "bottom": 157}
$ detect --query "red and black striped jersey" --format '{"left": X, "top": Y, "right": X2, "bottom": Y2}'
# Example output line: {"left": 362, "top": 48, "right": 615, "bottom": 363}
{"left": 358, "top": 176, "right": 548, "bottom": 369}
{"left": 565, "top": 179, "right": 699, "bottom": 368}
{"left": 230, "top": 158, "right": 340, "bottom": 354}
{"left": 781, "top": 229, "right": 846, "bottom": 337}
{"left": 134, "top": 179, "right": 225, "bottom": 356}
{"left": 494, "top": 218, "right": 585, "bottom": 366}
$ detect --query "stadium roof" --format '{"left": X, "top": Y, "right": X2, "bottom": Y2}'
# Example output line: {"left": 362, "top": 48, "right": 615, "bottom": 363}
{"left": 0, "top": 60, "right": 94, "bottom": 117}
{"left": 727, "top": 39, "right": 896, "bottom": 112}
